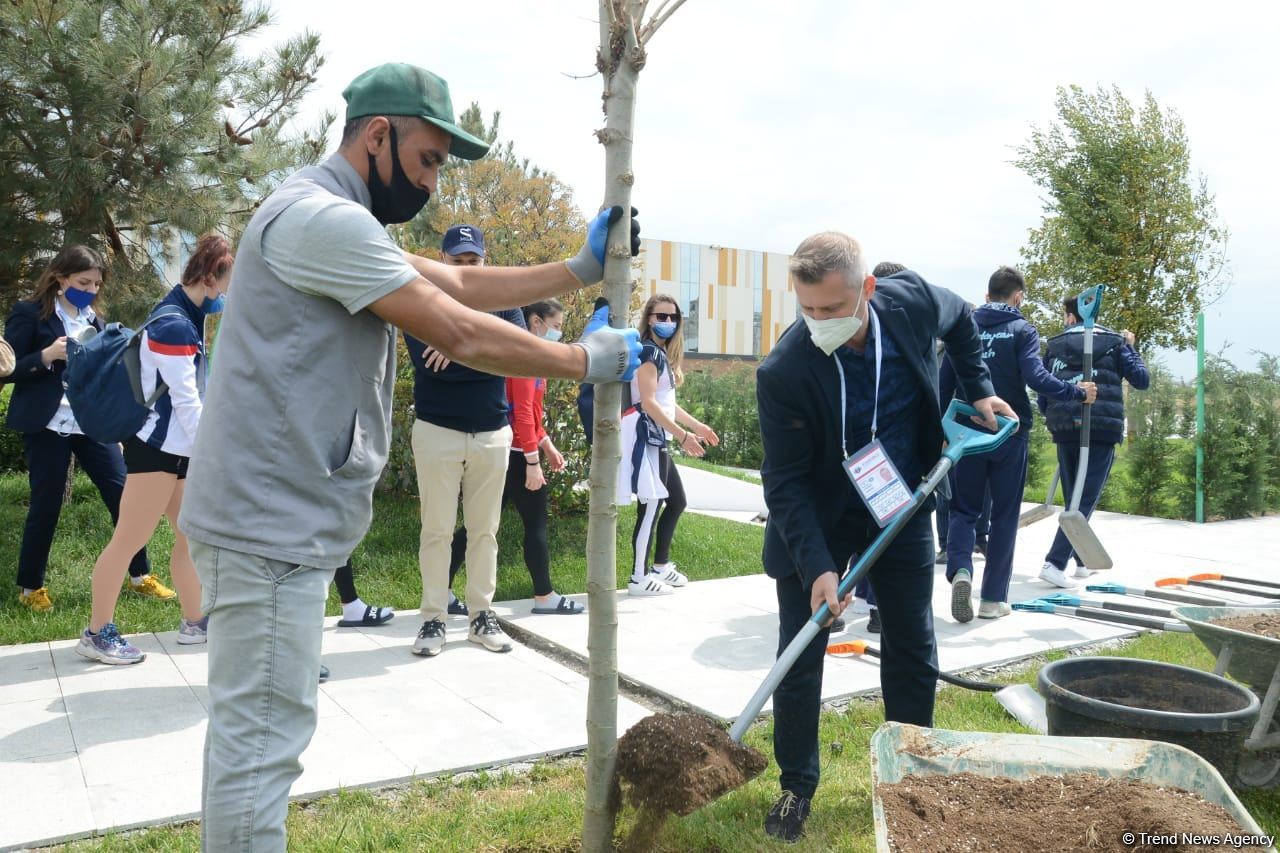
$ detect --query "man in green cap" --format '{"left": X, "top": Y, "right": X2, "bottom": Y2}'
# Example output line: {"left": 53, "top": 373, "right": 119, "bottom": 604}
{"left": 179, "top": 62, "right": 642, "bottom": 851}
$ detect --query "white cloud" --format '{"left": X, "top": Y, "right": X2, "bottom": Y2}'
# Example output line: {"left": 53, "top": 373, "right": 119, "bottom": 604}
{"left": 248, "top": 0, "right": 1279, "bottom": 377}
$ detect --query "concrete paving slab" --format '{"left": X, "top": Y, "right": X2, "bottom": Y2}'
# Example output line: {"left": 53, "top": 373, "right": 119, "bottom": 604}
{"left": 0, "top": 751, "right": 93, "bottom": 850}
{"left": 0, "top": 613, "right": 654, "bottom": 850}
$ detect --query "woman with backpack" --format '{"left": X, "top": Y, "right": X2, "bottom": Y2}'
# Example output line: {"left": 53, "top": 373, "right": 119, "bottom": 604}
{"left": 617, "top": 295, "right": 719, "bottom": 597}
{"left": 76, "top": 235, "right": 232, "bottom": 665}
{"left": 4, "top": 246, "right": 168, "bottom": 613}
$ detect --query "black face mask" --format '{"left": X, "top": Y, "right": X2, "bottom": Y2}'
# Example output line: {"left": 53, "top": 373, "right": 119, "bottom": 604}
{"left": 367, "top": 125, "right": 430, "bottom": 225}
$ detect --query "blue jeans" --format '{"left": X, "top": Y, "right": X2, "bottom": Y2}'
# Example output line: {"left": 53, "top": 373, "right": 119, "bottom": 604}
{"left": 946, "top": 434, "right": 1028, "bottom": 602}
{"left": 190, "top": 539, "right": 335, "bottom": 852}
{"left": 1045, "top": 442, "right": 1116, "bottom": 569}
{"left": 772, "top": 511, "right": 936, "bottom": 798}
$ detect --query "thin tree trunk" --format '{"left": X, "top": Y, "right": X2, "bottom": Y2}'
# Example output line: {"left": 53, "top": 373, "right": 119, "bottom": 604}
{"left": 582, "top": 3, "right": 642, "bottom": 850}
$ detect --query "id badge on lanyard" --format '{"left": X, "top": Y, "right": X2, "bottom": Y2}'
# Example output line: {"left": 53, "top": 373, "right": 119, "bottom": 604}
{"left": 835, "top": 309, "right": 914, "bottom": 528}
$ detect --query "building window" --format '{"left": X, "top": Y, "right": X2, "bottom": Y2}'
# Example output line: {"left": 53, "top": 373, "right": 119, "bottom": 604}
{"left": 679, "top": 243, "right": 699, "bottom": 352}
{"left": 751, "top": 252, "right": 764, "bottom": 354}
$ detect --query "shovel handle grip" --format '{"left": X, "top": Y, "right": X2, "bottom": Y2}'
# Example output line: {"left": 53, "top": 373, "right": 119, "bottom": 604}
{"left": 941, "top": 400, "right": 1019, "bottom": 456}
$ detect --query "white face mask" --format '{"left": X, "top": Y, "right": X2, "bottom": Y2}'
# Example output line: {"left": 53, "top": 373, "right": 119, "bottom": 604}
{"left": 802, "top": 288, "right": 866, "bottom": 356}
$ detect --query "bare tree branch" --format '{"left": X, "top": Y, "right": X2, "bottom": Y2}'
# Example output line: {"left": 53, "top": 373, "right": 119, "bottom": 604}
{"left": 640, "top": 0, "right": 688, "bottom": 44}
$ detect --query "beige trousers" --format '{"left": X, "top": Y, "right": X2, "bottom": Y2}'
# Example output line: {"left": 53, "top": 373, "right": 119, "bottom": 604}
{"left": 412, "top": 419, "right": 512, "bottom": 620}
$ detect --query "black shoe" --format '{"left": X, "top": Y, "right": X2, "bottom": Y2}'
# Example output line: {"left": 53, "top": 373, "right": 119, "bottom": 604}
{"left": 764, "top": 790, "right": 811, "bottom": 843}
{"left": 318, "top": 665, "right": 330, "bottom": 684}
{"left": 974, "top": 538, "right": 988, "bottom": 557}
{"left": 867, "top": 608, "right": 881, "bottom": 634}
{"left": 934, "top": 549, "right": 947, "bottom": 564}
{"left": 447, "top": 597, "right": 469, "bottom": 617}
{"left": 829, "top": 616, "right": 846, "bottom": 633}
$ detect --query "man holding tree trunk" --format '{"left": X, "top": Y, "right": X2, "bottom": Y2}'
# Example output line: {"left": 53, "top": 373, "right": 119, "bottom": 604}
{"left": 178, "top": 62, "right": 642, "bottom": 851}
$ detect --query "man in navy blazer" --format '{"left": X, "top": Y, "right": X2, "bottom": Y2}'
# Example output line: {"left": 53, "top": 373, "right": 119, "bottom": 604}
{"left": 755, "top": 231, "right": 1014, "bottom": 841}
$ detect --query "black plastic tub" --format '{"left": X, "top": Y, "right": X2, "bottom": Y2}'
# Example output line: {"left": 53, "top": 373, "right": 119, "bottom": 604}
{"left": 1038, "top": 656, "right": 1260, "bottom": 781}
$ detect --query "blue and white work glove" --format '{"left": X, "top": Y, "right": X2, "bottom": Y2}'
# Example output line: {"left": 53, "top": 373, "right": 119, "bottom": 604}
{"left": 574, "top": 297, "right": 642, "bottom": 383}
{"left": 565, "top": 206, "right": 641, "bottom": 285}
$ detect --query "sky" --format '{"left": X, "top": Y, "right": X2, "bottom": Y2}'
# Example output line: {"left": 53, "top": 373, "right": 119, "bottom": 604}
{"left": 246, "top": 0, "right": 1280, "bottom": 379}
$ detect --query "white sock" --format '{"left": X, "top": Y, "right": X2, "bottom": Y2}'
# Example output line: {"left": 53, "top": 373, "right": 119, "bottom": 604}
{"left": 343, "top": 598, "right": 369, "bottom": 622}
{"left": 21, "top": 588, "right": 34, "bottom": 596}
{"left": 449, "top": 591, "right": 460, "bottom": 605}
{"left": 654, "top": 562, "right": 674, "bottom": 570}
{"left": 537, "top": 592, "right": 565, "bottom": 609}
{"left": 130, "top": 575, "right": 149, "bottom": 586}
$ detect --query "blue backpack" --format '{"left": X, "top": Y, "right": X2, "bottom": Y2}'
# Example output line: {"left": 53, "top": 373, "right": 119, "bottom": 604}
{"left": 63, "top": 305, "right": 188, "bottom": 444}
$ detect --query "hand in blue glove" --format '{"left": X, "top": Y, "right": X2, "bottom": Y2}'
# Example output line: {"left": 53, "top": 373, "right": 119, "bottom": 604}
{"left": 574, "top": 296, "right": 643, "bottom": 383}
{"left": 582, "top": 296, "right": 611, "bottom": 337}
{"left": 566, "top": 207, "right": 641, "bottom": 285}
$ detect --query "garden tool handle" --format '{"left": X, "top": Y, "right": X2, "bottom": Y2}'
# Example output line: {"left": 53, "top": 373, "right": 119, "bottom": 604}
{"left": 941, "top": 400, "right": 1019, "bottom": 457}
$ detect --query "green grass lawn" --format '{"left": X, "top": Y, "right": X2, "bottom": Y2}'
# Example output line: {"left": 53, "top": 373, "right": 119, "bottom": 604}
{"left": 0, "top": 471, "right": 763, "bottom": 646}
{"left": 677, "top": 454, "right": 763, "bottom": 485}
{"left": 46, "top": 631, "right": 1279, "bottom": 852}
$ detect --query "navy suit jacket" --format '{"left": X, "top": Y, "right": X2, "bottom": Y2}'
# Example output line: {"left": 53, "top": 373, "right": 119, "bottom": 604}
{"left": 3, "top": 300, "right": 104, "bottom": 434}
{"left": 756, "top": 271, "right": 995, "bottom": 587}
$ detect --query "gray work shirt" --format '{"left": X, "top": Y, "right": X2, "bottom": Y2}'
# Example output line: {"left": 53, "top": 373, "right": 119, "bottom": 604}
{"left": 178, "top": 154, "right": 418, "bottom": 568}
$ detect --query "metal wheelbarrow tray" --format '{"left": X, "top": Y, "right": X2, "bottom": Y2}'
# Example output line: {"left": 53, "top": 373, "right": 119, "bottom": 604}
{"left": 870, "top": 722, "right": 1270, "bottom": 853}
{"left": 1175, "top": 606, "right": 1280, "bottom": 781}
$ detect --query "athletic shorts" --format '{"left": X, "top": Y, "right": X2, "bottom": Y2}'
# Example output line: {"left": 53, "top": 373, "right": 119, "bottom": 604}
{"left": 123, "top": 437, "right": 189, "bottom": 479}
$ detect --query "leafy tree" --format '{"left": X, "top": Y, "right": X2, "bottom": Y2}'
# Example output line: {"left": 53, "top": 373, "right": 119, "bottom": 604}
{"left": 1015, "top": 85, "right": 1229, "bottom": 350}
{"left": 0, "top": 0, "right": 329, "bottom": 316}
{"left": 1123, "top": 361, "right": 1182, "bottom": 517}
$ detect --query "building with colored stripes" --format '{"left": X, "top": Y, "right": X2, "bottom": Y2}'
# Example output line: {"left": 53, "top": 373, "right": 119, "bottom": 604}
{"left": 635, "top": 238, "right": 798, "bottom": 358}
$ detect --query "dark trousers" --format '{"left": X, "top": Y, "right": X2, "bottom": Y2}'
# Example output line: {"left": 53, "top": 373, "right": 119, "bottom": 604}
{"left": 631, "top": 448, "right": 687, "bottom": 579}
{"left": 18, "top": 429, "right": 150, "bottom": 590}
{"left": 773, "top": 510, "right": 937, "bottom": 798}
{"left": 577, "top": 384, "right": 594, "bottom": 446}
{"left": 935, "top": 479, "right": 990, "bottom": 550}
{"left": 1045, "top": 441, "right": 1116, "bottom": 569}
{"left": 450, "top": 450, "right": 553, "bottom": 596}
{"left": 333, "top": 559, "right": 358, "bottom": 605}
{"left": 946, "top": 434, "right": 1028, "bottom": 602}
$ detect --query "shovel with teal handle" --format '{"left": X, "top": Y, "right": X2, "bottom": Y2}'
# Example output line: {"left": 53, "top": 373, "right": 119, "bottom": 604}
{"left": 1013, "top": 598, "right": 1190, "bottom": 632}
{"left": 1087, "top": 580, "right": 1229, "bottom": 607}
{"left": 1058, "top": 284, "right": 1113, "bottom": 570}
{"left": 728, "top": 400, "right": 1018, "bottom": 741}
{"left": 1040, "top": 591, "right": 1173, "bottom": 619}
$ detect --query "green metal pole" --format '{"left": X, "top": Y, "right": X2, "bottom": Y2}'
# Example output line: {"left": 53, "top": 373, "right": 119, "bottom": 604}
{"left": 1196, "top": 312, "right": 1205, "bottom": 524}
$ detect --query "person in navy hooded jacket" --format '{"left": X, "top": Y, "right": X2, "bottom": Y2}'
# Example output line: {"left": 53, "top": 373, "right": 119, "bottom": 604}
{"left": 939, "top": 266, "right": 1094, "bottom": 622}
{"left": 1037, "top": 292, "right": 1148, "bottom": 587}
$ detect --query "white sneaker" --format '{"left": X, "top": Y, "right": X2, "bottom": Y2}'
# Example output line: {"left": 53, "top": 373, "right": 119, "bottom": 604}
{"left": 1038, "top": 562, "right": 1076, "bottom": 589}
{"left": 1071, "top": 564, "right": 1092, "bottom": 579}
{"left": 977, "top": 600, "right": 1012, "bottom": 619}
{"left": 628, "top": 576, "right": 674, "bottom": 597}
{"left": 849, "top": 598, "right": 871, "bottom": 616}
{"left": 651, "top": 563, "right": 688, "bottom": 587}
{"left": 468, "top": 611, "right": 513, "bottom": 653}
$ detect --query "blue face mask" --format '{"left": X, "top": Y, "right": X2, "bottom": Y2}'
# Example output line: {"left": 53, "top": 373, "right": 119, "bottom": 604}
{"left": 542, "top": 328, "right": 563, "bottom": 343}
{"left": 204, "top": 294, "right": 225, "bottom": 314}
{"left": 63, "top": 287, "right": 97, "bottom": 310}
{"left": 652, "top": 321, "right": 678, "bottom": 340}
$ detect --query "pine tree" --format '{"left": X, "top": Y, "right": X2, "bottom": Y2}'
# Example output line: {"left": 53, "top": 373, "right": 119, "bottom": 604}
{"left": 0, "top": 0, "right": 329, "bottom": 314}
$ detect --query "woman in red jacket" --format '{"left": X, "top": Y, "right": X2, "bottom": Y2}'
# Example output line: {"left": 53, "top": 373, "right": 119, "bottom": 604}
{"left": 449, "top": 299, "right": 582, "bottom": 615}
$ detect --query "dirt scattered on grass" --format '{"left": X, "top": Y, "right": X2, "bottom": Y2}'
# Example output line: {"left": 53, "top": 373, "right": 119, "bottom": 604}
{"left": 1211, "top": 613, "right": 1280, "bottom": 640}
{"left": 1063, "top": 674, "right": 1249, "bottom": 713}
{"left": 879, "top": 773, "right": 1262, "bottom": 852}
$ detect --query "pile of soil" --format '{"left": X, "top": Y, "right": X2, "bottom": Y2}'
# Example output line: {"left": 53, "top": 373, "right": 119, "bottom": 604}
{"left": 1065, "top": 674, "right": 1249, "bottom": 713}
{"left": 614, "top": 712, "right": 767, "bottom": 816}
{"left": 1212, "top": 613, "right": 1280, "bottom": 640}
{"left": 880, "top": 773, "right": 1262, "bottom": 852}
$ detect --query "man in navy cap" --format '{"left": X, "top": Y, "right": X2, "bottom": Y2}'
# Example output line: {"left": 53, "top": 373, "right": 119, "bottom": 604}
{"left": 179, "top": 62, "right": 641, "bottom": 851}
{"left": 404, "top": 223, "right": 531, "bottom": 658}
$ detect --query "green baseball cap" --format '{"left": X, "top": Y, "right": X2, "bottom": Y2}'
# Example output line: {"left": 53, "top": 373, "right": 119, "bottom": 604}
{"left": 342, "top": 63, "right": 490, "bottom": 161}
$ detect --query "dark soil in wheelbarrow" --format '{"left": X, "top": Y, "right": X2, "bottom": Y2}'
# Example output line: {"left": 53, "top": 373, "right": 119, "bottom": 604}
{"left": 613, "top": 713, "right": 766, "bottom": 849}
{"left": 1066, "top": 674, "right": 1251, "bottom": 713}
{"left": 1211, "top": 613, "right": 1280, "bottom": 640}
{"left": 880, "top": 773, "right": 1262, "bottom": 852}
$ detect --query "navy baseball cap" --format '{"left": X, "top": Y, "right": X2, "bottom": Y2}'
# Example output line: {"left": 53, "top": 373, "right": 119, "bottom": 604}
{"left": 442, "top": 224, "right": 485, "bottom": 257}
